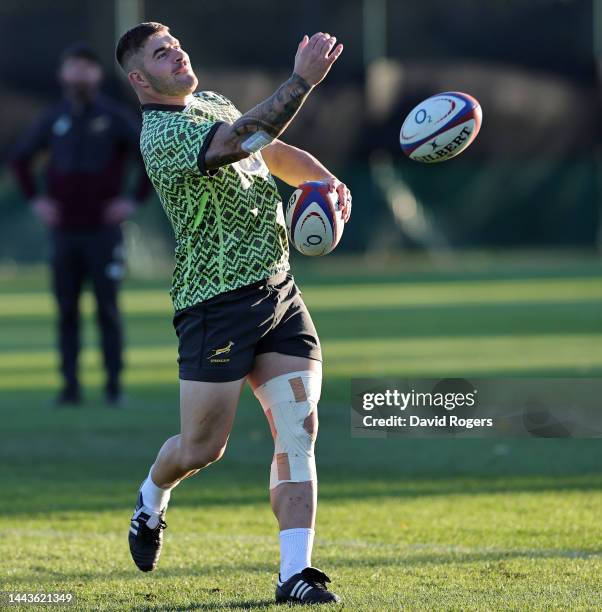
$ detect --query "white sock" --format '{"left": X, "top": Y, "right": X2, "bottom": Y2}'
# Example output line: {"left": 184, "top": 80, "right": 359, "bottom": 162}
{"left": 279, "top": 528, "right": 315, "bottom": 583}
{"left": 139, "top": 465, "right": 171, "bottom": 512}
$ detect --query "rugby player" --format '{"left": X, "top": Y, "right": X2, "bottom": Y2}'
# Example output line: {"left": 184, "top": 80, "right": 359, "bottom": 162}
{"left": 116, "top": 22, "right": 351, "bottom": 605}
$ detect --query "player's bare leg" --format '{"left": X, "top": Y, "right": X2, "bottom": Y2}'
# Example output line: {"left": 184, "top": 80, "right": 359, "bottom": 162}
{"left": 129, "top": 378, "right": 245, "bottom": 572}
{"left": 153, "top": 378, "right": 245, "bottom": 486}
{"left": 248, "top": 353, "right": 340, "bottom": 604}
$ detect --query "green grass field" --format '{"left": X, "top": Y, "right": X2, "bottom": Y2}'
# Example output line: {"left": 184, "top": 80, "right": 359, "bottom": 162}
{"left": 1, "top": 256, "right": 601, "bottom": 611}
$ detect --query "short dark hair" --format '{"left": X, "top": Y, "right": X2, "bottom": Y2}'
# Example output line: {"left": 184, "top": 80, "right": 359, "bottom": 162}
{"left": 61, "top": 42, "right": 101, "bottom": 66}
{"left": 115, "top": 22, "right": 169, "bottom": 70}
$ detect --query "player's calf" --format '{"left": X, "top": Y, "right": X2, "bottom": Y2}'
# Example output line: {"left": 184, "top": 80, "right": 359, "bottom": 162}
{"left": 177, "top": 438, "right": 228, "bottom": 472}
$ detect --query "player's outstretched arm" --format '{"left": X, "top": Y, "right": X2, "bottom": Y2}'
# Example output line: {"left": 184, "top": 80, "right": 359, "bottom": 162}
{"left": 261, "top": 140, "right": 332, "bottom": 187}
{"left": 205, "top": 32, "right": 343, "bottom": 170}
{"left": 262, "top": 140, "right": 352, "bottom": 223}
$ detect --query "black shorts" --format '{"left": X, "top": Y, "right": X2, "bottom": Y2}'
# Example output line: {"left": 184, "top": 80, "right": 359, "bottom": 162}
{"left": 173, "top": 272, "right": 322, "bottom": 382}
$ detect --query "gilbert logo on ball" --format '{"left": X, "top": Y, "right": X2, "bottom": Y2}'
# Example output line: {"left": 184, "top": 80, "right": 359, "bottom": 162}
{"left": 285, "top": 181, "right": 344, "bottom": 256}
{"left": 400, "top": 92, "right": 482, "bottom": 163}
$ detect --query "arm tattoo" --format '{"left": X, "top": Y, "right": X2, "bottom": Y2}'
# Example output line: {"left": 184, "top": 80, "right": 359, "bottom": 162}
{"left": 233, "top": 72, "right": 311, "bottom": 140}
{"left": 205, "top": 73, "right": 312, "bottom": 168}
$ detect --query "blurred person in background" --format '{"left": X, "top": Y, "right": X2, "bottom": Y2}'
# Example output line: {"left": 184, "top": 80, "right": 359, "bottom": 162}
{"left": 10, "top": 43, "right": 152, "bottom": 407}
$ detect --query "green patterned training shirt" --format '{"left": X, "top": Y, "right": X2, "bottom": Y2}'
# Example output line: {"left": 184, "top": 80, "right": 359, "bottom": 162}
{"left": 140, "top": 91, "right": 289, "bottom": 311}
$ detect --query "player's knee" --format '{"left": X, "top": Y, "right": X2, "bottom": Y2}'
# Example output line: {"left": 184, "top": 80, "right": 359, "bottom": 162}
{"left": 206, "top": 440, "right": 228, "bottom": 464}
{"left": 178, "top": 447, "right": 204, "bottom": 471}
{"left": 179, "top": 440, "right": 227, "bottom": 471}
{"left": 254, "top": 370, "right": 321, "bottom": 489}
{"left": 303, "top": 409, "right": 318, "bottom": 440}
{"left": 286, "top": 409, "right": 318, "bottom": 447}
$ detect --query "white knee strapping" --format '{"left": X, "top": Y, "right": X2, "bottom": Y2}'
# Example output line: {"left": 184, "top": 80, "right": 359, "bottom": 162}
{"left": 253, "top": 370, "right": 321, "bottom": 489}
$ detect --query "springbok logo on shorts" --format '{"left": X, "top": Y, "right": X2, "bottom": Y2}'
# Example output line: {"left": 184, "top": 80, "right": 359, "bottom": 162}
{"left": 207, "top": 340, "right": 235, "bottom": 363}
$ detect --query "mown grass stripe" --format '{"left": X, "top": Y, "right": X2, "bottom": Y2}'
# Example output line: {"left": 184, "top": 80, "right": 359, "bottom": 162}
{"left": 1, "top": 277, "right": 602, "bottom": 317}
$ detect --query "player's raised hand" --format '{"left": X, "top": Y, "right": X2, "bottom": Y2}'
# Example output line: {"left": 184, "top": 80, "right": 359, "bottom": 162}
{"left": 294, "top": 32, "right": 343, "bottom": 86}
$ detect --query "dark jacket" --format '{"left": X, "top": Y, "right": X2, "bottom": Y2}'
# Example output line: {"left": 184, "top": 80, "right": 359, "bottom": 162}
{"left": 11, "top": 94, "right": 152, "bottom": 229}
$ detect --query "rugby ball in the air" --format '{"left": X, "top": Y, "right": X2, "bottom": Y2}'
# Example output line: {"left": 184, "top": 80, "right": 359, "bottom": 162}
{"left": 285, "top": 181, "right": 344, "bottom": 256}
{"left": 400, "top": 91, "right": 482, "bottom": 163}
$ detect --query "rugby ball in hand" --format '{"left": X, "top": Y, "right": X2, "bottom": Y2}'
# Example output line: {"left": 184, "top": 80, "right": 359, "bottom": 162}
{"left": 285, "top": 181, "right": 344, "bottom": 256}
{"left": 400, "top": 92, "right": 482, "bottom": 163}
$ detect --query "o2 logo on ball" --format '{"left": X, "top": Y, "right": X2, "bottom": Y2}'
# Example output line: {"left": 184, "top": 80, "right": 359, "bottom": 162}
{"left": 400, "top": 91, "right": 482, "bottom": 163}
{"left": 285, "top": 182, "right": 344, "bottom": 257}
{"left": 304, "top": 232, "right": 324, "bottom": 247}
{"left": 300, "top": 212, "right": 327, "bottom": 251}
{"left": 414, "top": 109, "right": 431, "bottom": 124}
